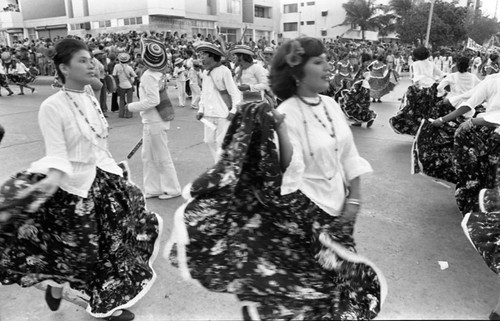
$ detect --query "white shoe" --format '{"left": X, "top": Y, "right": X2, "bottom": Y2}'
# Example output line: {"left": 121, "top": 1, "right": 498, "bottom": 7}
{"left": 158, "top": 193, "right": 181, "bottom": 200}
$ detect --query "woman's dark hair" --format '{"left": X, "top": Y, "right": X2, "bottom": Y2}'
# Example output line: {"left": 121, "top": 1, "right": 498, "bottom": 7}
{"left": 491, "top": 53, "right": 499, "bottom": 62}
{"left": 360, "top": 53, "right": 372, "bottom": 64}
{"left": 413, "top": 46, "right": 430, "bottom": 61}
{"left": 270, "top": 37, "right": 325, "bottom": 101}
{"left": 456, "top": 56, "right": 470, "bottom": 73}
{"left": 53, "top": 38, "right": 89, "bottom": 83}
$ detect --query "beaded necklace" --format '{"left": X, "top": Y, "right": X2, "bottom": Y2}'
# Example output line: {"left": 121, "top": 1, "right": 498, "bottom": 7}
{"left": 297, "top": 95, "right": 337, "bottom": 157}
{"left": 62, "top": 87, "right": 109, "bottom": 140}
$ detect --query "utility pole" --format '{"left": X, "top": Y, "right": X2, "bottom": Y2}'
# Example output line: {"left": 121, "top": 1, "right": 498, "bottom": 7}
{"left": 425, "top": 0, "right": 435, "bottom": 47}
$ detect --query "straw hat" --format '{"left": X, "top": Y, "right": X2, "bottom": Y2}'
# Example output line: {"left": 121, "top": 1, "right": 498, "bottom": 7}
{"left": 140, "top": 38, "right": 168, "bottom": 71}
{"left": 92, "top": 49, "right": 104, "bottom": 56}
{"left": 118, "top": 52, "right": 130, "bottom": 63}
{"left": 195, "top": 42, "right": 225, "bottom": 57}
{"left": 263, "top": 47, "right": 274, "bottom": 54}
{"left": 174, "top": 57, "right": 184, "bottom": 66}
{"left": 230, "top": 45, "right": 254, "bottom": 57}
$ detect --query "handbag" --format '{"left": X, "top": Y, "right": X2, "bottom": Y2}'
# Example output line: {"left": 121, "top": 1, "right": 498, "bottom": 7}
{"left": 156, "top": 85, "right": 175, "bottom": 121}
{"left": 210, "top": 73, "right": 232, "bottom": 110}
{"left": 105, "top": 74, "right": 117, "bottom": 93}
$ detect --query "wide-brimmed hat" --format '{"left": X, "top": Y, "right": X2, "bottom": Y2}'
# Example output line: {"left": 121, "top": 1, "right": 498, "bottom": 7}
{"left": 118, "top": 52, "right": 130, "bottom": 63}
{"left": 230, "top": 45, "right": 254, "bottom": 57}
{"left": 195, "top": 42, "right": 225, "bottom": 57}
{"left": 140, "top": 38, "right": 168, "bottom": 71}
{"left": 174, "top": 57, "right": 184, "bottom": 66}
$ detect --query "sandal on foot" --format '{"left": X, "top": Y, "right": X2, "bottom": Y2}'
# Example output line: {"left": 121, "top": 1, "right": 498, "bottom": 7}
{"left": 45, "top": 285, "right": 62, "bottom": 311}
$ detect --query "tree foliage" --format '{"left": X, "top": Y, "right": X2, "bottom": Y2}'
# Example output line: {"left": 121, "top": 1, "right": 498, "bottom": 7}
{"left": 338, "top": 0, "right": 397, "bottom": 40}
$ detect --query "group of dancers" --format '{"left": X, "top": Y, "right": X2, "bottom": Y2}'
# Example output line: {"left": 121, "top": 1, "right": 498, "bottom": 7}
{"left": 0, "top": 35, "right": 388, "bottom": 320}
{"left": 389, "top": 45, "right": 500, "bottom": 320}
{"left": 0, "top": 57, "right": 37, "bottom": 96}
{"left": 2, "top": 33, "right": 500, "bottom": 320}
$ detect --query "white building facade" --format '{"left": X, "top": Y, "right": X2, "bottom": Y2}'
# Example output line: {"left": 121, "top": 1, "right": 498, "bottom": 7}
{"left": 0, "top": 0, "right": 281, "bottom": 46}
{"left": 279, "top": 0, "right": 349, "bottom": 43}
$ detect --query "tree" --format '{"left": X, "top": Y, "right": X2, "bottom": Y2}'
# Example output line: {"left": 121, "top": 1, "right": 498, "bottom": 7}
{"left": 466, "top": 13, "right": 499, "bottom": 45}
{"left": 336, "top": 0, "right": 397, "bottom": 40}
{"left": 393, "top": 0, "right": 469, "bottom": 47}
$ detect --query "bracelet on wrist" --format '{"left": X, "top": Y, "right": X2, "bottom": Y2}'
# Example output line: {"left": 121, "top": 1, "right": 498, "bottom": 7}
{"left": 346, "top": 198, "right": 362, "bottom": 206}
{"left": 438, "top": 117, "right": 444, "bottom": 122}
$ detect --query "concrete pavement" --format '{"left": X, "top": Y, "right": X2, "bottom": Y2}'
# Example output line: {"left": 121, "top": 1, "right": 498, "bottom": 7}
{"left": 0, "top": 75, "right": 498, "bottom": 320}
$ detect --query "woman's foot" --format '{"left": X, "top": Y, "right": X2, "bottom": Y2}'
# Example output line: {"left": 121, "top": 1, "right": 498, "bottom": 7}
{"left": 31, "top": 87, "right": 35, "bottom": 93}
{"left": 18, "top": 92, "right": 24, "bottom": 95}
{"left": 367, "top": 119, "right": 375, "bottom": 128}
{"left": 377, "top": 99, "right": 382, "bottom": 103}
{"left": 45, "top": 285, "right": 62, "bottom": 311}
{"left": 351, "top": 122, "right": 362, "bottom": 127}
{"left": 105, "top": 309, "right": 135, "bottom": 321}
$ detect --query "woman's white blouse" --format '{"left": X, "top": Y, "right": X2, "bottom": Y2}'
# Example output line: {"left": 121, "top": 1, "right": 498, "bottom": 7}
{"left": 29, "top": 89, "right": 122, "bottom": 198}
{"left": 277, "top": 95, "right": 372, "bottom": 216}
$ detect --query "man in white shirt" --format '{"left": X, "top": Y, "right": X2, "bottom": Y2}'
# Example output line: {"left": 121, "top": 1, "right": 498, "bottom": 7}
{"left": 195, "top": 42, "right": 242, "bottom": 162}
{"left": 127, "top": 39, "right": 181, "bottom": 200}
{"left": 113, "top": 52, "right": 136, "bottom": 118}
{"left": 230, "top": 44, "right": 270, "bottom": 103}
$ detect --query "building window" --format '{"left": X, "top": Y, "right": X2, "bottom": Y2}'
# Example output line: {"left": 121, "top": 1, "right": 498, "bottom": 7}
{"left": 321, "top": 30, "right": 327, "bottom": 36}
{"left": 98, "top": 20, "right": 111, "bottom": 28}
{"left": 301, "top": 2, "right": 304, "bottom": 6}
{"left": 307, "top": 1, "right": 315, "bottom": 5}
{"left": 220, "top": 27, "right": 237, "bottom": 43}
{"left": 255, "top": 5, "right": 270, "bottom": 18}
{"left": 221, "top": 0, "right": 241, "bottom": 14}
{"left": 306, "top": 21, "right": 314, "bottom": 25}
{"left": 124, "top": 17, "right": 142, "bottom": 26}
{"left": 283, "top": 22, "right": 298, "bottom": 32}
{"left": 283, "top": 3, "right": 298, "bottom": 13}
{"left": 300, "top": 21, "right": 304, "bottom": 25}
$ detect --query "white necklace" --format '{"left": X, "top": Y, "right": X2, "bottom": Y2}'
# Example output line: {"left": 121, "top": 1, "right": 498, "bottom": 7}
{"left": 62, "top": 88, "right": 109, "bottom": 140}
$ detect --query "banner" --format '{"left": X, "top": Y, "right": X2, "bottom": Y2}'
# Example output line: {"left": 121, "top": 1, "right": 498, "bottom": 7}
{"left": 467, "top": 37, "right": 485, "bottom": 52}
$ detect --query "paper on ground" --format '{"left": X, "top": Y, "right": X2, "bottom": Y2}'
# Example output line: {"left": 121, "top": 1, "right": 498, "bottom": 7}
{"left": 438, "top": 261, "right": 449, "bottom": 270}
{"left": 200, "top": 118, "right": 217, "bottom": 130}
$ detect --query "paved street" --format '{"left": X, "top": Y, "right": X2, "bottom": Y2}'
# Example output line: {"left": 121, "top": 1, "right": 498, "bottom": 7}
{"left": 0, "top": 75, "right": 498, "bottom": 320}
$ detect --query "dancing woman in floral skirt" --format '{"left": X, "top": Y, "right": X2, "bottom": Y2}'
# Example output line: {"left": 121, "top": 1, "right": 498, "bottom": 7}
{"left": 0, "top": 38, "right": 162, "bottom": 321}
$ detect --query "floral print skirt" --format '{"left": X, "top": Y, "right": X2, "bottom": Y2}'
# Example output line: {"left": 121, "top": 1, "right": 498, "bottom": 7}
{"left": 389, "top": 84, "right": 442, "bottom": 136}
{"left": 462, "top": 186, "right": 500, "bottom": 276}
{"left": 339, "top": 80, "right": 377, "bottom": 124}
{"left": 453, "top": 124, "right": 500, "bottom": 215}
{"left": 167, "top": 101, "right": 386, "bottom": 320}
{"left": 411, "top": 105, "right": 462, "bottom": 183}
{"left": 0, "top": 168, "right": 162, "bottom": 318}
{"left": 368, "top": 71, "right": 395, "bottom": 99}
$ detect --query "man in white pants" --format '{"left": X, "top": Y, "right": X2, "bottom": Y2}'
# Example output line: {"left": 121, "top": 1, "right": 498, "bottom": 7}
{"left": 195, "top": 42, "right": 242, "bottom": 162}
{"left": 127, "top": 38, "right": 181, "bottom": 200}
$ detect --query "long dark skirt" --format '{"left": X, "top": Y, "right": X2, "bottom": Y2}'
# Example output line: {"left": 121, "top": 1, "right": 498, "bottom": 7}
{"left": 339, "top": 80, "right": 377, "bottom": 124}
{"left": 462, "top": 185, "right": 500, "bottom": 275}
{"left": 411, "top": 103, "right": 461, "bottom": 183}
{"left": 368, "top": 71, "right": 396, "bottom": 100}
{"left": 453, "top": 124, "right": 500, "bottom": 215}
{"left": 0, "top": 168, "right": 162, "bottom": 318}
{"left": 389, "top": 83, "right": 441, "bottom": 136}
{"left": 167, "top": 101, "right": 386, "bottom": 320}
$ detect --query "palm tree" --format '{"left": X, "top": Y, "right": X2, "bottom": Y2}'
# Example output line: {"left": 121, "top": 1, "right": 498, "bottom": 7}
{"left": 335, "top": 0, "right": 398, "bottom": 40}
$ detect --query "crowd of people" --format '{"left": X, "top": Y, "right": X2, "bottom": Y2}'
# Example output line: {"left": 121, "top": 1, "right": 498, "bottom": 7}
{"left": 1, "top": 27, "right": 500, "bottom": 321}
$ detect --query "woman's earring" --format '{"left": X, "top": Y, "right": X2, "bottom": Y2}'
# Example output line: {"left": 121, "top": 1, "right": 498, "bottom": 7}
{"left": 295, "top": 78, "right": 300, "bottom": 87}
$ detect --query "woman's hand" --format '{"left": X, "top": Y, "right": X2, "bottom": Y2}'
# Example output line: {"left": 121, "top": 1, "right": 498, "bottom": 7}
{"left": 271, "top": 110, "right": 286, "bottom": 129}
{"left": 431, "top": 117, "right": 445, "bottom": 127}
{"left": 17, "top": 169, "right": 64, "bottom": 199}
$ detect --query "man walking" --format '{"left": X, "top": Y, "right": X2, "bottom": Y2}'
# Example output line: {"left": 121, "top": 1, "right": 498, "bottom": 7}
{"left": 127, "top": 38, "right": 181, "bottom": 200}
{"left": 195, "top": 43, "right": 242, "bottom": 162}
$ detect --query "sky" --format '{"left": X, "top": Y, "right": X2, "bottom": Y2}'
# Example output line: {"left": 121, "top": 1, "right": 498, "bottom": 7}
{"left": 377, "top": 0, "right": 499, "bottom": 20}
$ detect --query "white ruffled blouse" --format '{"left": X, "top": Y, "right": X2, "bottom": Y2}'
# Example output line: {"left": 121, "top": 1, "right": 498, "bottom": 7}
{"left": 277, "top": 95, "right": 372, "bottom": 216}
